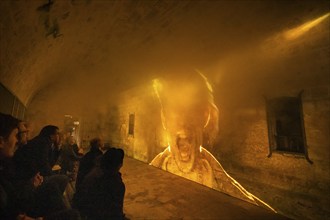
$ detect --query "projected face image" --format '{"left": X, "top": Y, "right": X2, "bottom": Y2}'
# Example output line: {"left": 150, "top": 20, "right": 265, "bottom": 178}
{"left": 150, "top": 73, "right": 219, "bottom": 185}
{"left": 149, "top": 72, "right": 275, "bottom": 212}
{"left": 163, "top": 104, "right": 206, "bottom": 173}
{"left": 175, "top": 130, "right": 195, "bottom": 162}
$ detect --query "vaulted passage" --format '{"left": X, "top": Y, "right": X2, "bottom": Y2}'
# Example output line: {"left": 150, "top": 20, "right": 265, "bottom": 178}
{"left": 1, "top": 1, "right": 329, "bottom": 219}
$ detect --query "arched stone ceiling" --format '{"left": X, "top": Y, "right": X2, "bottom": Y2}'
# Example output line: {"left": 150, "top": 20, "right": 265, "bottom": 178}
{"left": 0, "top": 0, "right": 329, "bottom": 112}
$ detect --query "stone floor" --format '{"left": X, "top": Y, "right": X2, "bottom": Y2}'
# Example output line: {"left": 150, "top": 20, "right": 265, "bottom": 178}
{"left": 119, "top": 156, "right": 289, "bottom": 220}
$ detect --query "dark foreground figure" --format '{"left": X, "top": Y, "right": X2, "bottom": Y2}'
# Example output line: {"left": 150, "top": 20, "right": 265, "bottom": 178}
{"left": 74, "top": 148, "right": 126, "bottom": 220}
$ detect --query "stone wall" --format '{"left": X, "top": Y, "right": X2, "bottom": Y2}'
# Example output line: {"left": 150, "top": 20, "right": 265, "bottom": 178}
{"left": 113, "top": 84, "right": 166, "bottom": 163}
{"left": 113, "top": 82, "right": 329, "bottom": 219}
{"left": 215, "top": 90, "right": 330, "bottom": 219}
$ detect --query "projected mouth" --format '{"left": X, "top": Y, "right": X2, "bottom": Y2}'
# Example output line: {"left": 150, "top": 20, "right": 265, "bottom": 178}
{"left": 177, "top": 136, "right": 191, "bottom": 162}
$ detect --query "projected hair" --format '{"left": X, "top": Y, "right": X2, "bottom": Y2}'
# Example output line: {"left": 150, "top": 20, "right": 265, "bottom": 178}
{"left": 153, "top": 70, "right": 219, "bottom": 149}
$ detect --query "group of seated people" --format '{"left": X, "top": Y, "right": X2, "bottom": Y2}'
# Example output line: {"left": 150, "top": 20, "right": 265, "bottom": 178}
{"left": 0, "top": 113, "right": 126, "bottom": 220}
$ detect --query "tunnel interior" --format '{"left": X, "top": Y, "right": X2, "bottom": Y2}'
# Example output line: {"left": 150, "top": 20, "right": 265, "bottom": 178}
{"left": 0, "top": 1, "right": 329, "bottom": 219}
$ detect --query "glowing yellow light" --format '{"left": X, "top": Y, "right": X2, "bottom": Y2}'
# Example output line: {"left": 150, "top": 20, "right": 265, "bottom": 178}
{"left": 196, "top": 70, "right": 213, "bottom": 93}
{"left": 153, "top": 79, "right": 167, "bottom": 130}
{"left": 284, "top": 12, "right": 330, "bottom": 40}
{"left": 204, "top": 110, "right": 211, "bottom": 128}
{"left": 201, "top": 147, "right": 277, "bottom": 213}
{"left": 150, "top": 76, "right": 274, "bottom": 212}
{"left": 152, "top": 79, "right": 162, "bottom": 102}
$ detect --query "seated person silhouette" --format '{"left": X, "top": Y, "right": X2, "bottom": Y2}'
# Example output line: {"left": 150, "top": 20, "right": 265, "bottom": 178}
{"left": 74, "top": 148, "right": 126, "bottom": 220}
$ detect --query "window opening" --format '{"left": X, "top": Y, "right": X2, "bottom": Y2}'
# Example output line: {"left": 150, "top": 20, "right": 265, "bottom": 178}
{"left": 265, "top": 93, "right": 312, "bottom": 163}
{"left": 128, "top": 113, "right": 135, "bottom": 136}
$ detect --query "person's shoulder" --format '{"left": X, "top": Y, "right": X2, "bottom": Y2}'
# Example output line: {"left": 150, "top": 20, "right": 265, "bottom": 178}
{"left": 83, "top": 167, "right": 103, "bottom": 186}
{"left": 13, "top": 145, "right": 26, "bottom": 156}
{"left": 86, "top": 167, "right": 103, "bottom": 179}
{"left": 83, "top": 150, "right": 92, "bottom": 157}
{"left": 16, "top": 145, "right": 35, "bottom": 161}
{"left": 95, "top": 149, "right": 103, "bottom": 155}
{"left": 62, "top": 143, "right": 71, "bottom": 151}
{"left": 80, "top": 151, "right": 95, "bottom": 162}
{"left": 28, "top": 136, "right": 49, "bottom": 147}
{"left": 199, "top": 147, "right": 225, "bottom": 171}
{"left": 103, "top": 172, "right": 124, "bottom": 186}
{"left": 149, "top": 147, "right": 171, "bottom": 167}
{"left": 200, "top": 147, "right": 216, "bottom": 160}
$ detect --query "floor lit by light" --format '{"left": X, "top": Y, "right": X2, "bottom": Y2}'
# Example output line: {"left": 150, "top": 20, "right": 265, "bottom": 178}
{"left": 120, "top": 156, "right": 288, "bottom": 220}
